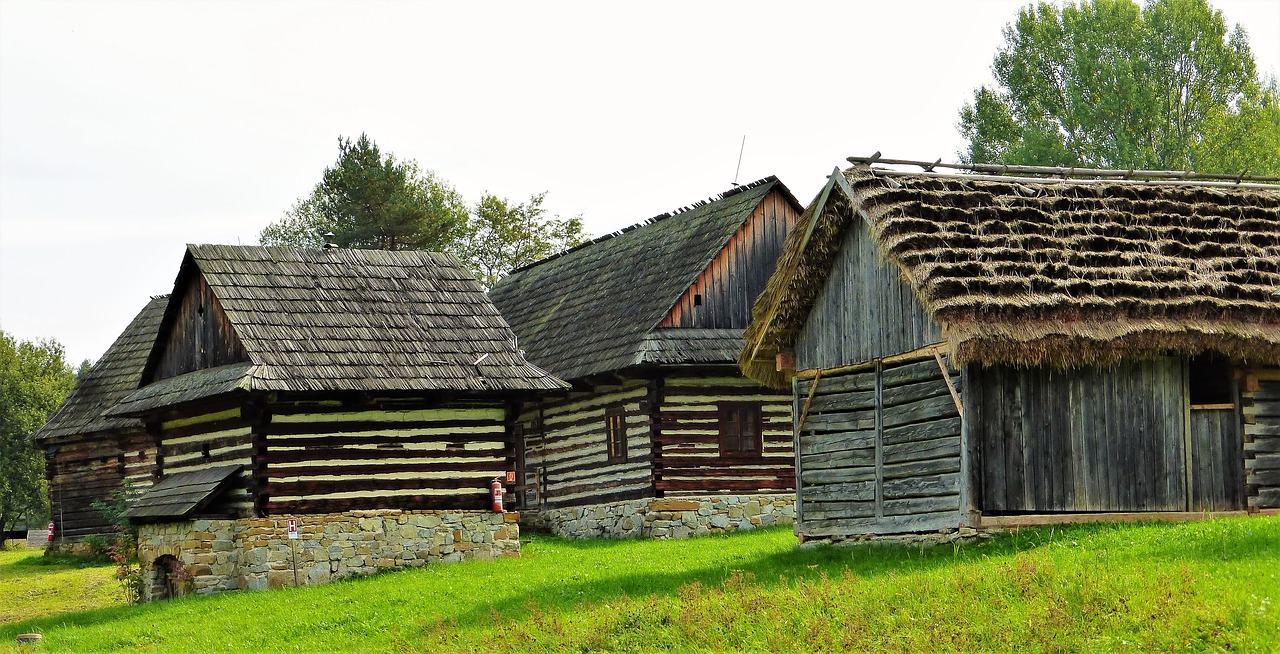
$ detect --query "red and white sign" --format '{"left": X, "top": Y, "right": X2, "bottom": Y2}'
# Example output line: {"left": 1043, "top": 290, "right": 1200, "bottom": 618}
{"left": 505, "top": 470, "right": 516, "bottom": 483}
{"left": 287, "top": 519, "right": 298, "bottom": 540}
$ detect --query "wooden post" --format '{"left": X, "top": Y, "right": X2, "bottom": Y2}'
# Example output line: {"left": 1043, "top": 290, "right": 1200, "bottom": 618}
{"left": 792, "top": 377, "right": 804, "bottom": 533}
{"left": 874, "top": 360, "right": 884, "bottom": 519}
{"left": 1183, "top": 358, "right": 1194, "bottom": 512}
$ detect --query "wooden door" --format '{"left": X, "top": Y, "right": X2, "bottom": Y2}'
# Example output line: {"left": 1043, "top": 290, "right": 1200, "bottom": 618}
{"left": 1188, "top": 408, "right": 1245, "bottom": 511}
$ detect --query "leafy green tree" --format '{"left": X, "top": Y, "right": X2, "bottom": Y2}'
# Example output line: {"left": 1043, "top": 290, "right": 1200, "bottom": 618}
{"left": 260, "top": 134, "right": 469, "bottom": 250}
{"left": 459, "top": 192, "right": 589, "bottom": 288}
{"left": 959, "top": 0, "right": 1280, "bottom": 175}
{"left": 0, "top": 331, "right": 75, "bottom": 532}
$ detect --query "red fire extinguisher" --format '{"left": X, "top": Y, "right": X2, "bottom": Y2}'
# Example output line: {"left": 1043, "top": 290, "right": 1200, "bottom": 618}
{"left": 47, "top": 521, "right": 55, "bottom": 543}
{"left": 490, "top": 478, "right": 505, "bottom": 513}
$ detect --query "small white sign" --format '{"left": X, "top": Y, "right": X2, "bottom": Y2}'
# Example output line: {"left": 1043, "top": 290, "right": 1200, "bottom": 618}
{"left": 287, "top": 519, "right": 298, "bottom": 540}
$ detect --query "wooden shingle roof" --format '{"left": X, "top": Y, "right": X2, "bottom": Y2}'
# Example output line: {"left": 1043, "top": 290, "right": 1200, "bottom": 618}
{"left": 122, "top": 465, "right": 242, "bottom": 521}
{"left": 743, "top": 164, "right": 1280, "bottom": 386}
{"left": 112, "top": 245, "right": 566, "bottom": 415}
{"left": 33, "top": 296, "right": 167, "bottom": 441}
{"left": 489, "top": 178, "right": 790, "bottom": 381}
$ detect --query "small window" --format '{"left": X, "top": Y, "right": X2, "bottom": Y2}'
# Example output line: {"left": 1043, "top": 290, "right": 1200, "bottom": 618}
{"left": 693, "top": 293, "right": 703, "bottom": 307}
{"left": 1189, "top": 354, "right": 1233, "bottom": 406}
{"left": 606, "top": 406, "right": 627, "bottom": 463}
{"left": 718, "top": 402, "right": 763, "bottom": 458}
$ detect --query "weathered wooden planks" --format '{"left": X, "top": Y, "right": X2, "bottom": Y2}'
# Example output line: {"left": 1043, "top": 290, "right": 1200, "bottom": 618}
{"left": 793, "top": 215, "right": 941, "bottom": 371}
{"left": 795, "top": 356, "right": 962, "bottom": 538}
{"left": 661, "top": 189, "right": 801, "bottom": 330}
{"left": 45, "top": 431, "right": 157, "bottom": 540}
{"left": 974, "top": 357, "right": 1251, "bottom": 515}
{"left": 1244, "top": 375, "right": 1280, "bottom": 510}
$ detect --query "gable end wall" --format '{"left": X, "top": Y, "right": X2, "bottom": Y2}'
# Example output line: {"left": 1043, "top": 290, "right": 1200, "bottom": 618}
{"left": 662, "top": 188, "right": 801, "bottom": 330}
{"left": 794, "top": 215, "right": 941, "bottom": 371}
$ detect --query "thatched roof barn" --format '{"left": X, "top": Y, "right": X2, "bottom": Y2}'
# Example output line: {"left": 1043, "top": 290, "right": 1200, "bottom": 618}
{"left": 33, "top": 296, "right": 167, "bottom": 543}
{"left": 487, "top": 178, "right": 804, "bottom": 537}
{"left": 742, "top": 160, "right": 1280, "bottom": 539}
{"left": 744, "top": 164, "right": 1280, "bottom": 386}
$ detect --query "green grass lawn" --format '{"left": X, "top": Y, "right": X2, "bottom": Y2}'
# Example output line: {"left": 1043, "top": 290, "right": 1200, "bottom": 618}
{"left": 0, "top": 547, "right": 122, "bottom": 628}
{"left": 2, "top": 517, "right": 1278, "bottom": 652}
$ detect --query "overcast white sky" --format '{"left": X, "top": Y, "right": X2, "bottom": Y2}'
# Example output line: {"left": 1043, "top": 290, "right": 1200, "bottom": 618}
{"left": 1, "top": 0, "right": 1277, "bottom": 366}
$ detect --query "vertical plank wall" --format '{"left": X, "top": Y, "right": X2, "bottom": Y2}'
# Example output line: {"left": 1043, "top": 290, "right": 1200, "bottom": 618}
{"left": 258, "top": 400, "right": 510, "bottom": 513}
{"left": 521, "top": 381, "right": 654, "bottom": 509}
{"left": 662, "top": 188, "right": 799, "bottom": 329}
{"left": 1188, "top": 408, "right": 1245, "bottom": 511}
{"left": 46, "top": 432, "right": 156, "bottom": 540}
{"left": 150, "top": 274, "right": 248, "bottom": 381}
{"left": 793, "top": 217, "right": 941, "bottom": 371}
{"left": 653, "top": 374, "right": 794, "bottom": 495}
{"left": 1244, "top": 373, "right": 1280, "bottom": 510}
{"left": 794, "top": 357, "right": 963, "bottom": 537}
{"left": 157, "top": 407, "right": 256, "bottom": 516}
{"left": 971, "top": 358, "right": 1187, "bottom": 513}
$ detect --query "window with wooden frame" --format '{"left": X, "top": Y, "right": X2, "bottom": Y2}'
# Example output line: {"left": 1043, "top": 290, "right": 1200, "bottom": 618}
{"left": 718, "top": 402, "right": 763, "bottom": 458}
{"left": 606, "top": 406, "right": 627, "bottom": 463}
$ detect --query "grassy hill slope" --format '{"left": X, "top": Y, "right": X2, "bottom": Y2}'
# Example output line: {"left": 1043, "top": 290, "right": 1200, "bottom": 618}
{"left": 3, "top": 517, "right": 1278, "bottom": 652}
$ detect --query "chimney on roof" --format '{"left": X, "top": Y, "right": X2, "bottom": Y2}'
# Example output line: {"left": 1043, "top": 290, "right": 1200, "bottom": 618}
{"left": 323, "top": 232, "right": 339, "bottom": 249}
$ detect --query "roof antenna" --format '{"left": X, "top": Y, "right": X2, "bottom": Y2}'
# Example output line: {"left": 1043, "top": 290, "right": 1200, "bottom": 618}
{"left": 732, "top": 135, "right": 746, "bottom": 187}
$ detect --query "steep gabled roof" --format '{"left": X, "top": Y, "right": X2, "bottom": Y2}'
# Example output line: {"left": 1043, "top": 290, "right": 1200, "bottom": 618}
{"left": 743, "top": 163, "right": 1280, "bottom": 387}
{"left": 489, "top": 177, "right": 795, "bottom": 381}
{"left": 112, "top": 245, "right": 566, "bottom": 415}
{"left": 33, "top": 295, "right": 167, "bottom": 441}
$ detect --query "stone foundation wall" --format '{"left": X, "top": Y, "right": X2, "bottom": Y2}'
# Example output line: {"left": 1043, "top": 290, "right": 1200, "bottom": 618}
{"left": 532, "top": 494, "right": 795, "bottom": 539}
{"left": 137, "top": 509, "right": 519, "bottom": 601}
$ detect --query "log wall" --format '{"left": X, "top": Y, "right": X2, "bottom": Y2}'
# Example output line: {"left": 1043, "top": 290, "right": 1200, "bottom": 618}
{"left": 157, "top": 407, "right": 255, "bottom": 517}
{"left": 1244, "top": 370, "right": 1280, "bottom": 510}
{"left": 257, "top": 400, "right": 511, "bottom": 514}
{"left": 794, "top": 357, "right": 963, "bottom": 538}
{"left": 521, "top": 381, "right": 655, "bottom": 510}
{"left": 46, "top": 431, "right": 155, "bottom": 541}
{"left": 653, "top": 374, "right": 794, "bottom": 494}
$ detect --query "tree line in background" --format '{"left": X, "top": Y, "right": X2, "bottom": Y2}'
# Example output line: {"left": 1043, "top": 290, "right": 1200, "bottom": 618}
{"left": 259, "top": 134, "right": 588, "bottom": 288}
{"left": 960, "top": 0, "right": 1280, "bottom": 175}
{"left": 0, "top": 331, "right": 75, "bottom": 533}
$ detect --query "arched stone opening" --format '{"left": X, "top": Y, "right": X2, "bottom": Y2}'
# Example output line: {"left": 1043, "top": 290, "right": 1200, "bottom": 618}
{"left": 149, "top": 554, "right": 188, "bottom": 601}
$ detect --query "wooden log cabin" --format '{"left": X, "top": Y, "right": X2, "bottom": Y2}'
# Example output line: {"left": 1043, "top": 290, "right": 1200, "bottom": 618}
{"left": 32, "top": 296, "right": 167, "bottom": 546}
{"left": 105, "top": 244, "right": 566, "bottom": 597}
{"left": 740, "top": 160, "right": 1280, "bottom": 541}
{"left": 488, "top": 177, "right": 804, "bottom": 538}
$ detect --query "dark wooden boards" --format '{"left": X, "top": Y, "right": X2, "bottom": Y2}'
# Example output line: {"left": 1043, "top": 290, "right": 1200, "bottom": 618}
{"left": 973, "top": 357, "right": 1250, "bottom": 514}
{"left": 792, "top": 215, "right": 941, "bottom": 371}
{"left": 1245, "top": 374, "right": 1280, "bottom": 510}
{"left": 796, "top": 356, "right": 962, "bottom": 538}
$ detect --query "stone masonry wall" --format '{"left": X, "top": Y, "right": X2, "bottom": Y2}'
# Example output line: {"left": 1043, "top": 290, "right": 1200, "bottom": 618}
{"left": 137, "top": 509, "right": 519, "bottom": 601}
{"left": 532, "top": 494, "right": 795, "bottom": 540}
